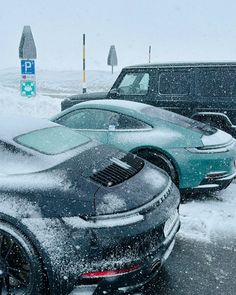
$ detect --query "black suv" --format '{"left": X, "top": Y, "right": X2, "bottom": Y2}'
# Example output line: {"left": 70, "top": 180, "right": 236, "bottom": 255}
{"left": 61, "top": 62, "right": 236, "bottom": 137}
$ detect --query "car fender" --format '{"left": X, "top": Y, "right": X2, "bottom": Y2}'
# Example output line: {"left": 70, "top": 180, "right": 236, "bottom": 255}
{"left": 0, "top": 194, "right": 78, "bottom": 294}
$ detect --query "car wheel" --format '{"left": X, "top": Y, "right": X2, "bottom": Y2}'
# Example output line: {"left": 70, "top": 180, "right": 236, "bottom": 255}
{"left": 151, "top": 153, "right": 178, "bottom": 184}
{"left": 0, "top": 221, "right": 44, "bottom": 295}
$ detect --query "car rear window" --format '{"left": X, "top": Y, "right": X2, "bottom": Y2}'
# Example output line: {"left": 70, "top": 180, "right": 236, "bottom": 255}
{"left": 15, "top": 126, "right": 90, "bottom": 155}
{"left": 141, "top": 106, "right": 216, "bottom": 135}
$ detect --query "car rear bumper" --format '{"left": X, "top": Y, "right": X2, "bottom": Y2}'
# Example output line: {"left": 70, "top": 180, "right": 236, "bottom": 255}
{"left": 68, "top": 215, "right": 180, "bottom": 295}
{"left": 193, "top": 170, "right": 236, "bottom": 191}
{"left": 173, "top": 142, "right": 236, "bottom": 190}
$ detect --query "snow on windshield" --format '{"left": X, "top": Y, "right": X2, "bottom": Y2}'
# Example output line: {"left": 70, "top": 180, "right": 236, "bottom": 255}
{"left": 15, "top": 126, "right": 90, "bottom": 155}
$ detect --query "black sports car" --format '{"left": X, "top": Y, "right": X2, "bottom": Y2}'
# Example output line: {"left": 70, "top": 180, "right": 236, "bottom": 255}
{"left": 0, "top": 115, "right": 180, "bottom": 295}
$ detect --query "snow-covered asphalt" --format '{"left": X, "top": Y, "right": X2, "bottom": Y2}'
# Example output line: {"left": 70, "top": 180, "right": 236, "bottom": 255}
{"left": 141, "top": 184, "right": 236, "bottom": 295}
{"left": 143, "top": 236, "right": 236, "bottom": 295}
{"left": 180, "top": 183, "right": 236, "bottom": 243}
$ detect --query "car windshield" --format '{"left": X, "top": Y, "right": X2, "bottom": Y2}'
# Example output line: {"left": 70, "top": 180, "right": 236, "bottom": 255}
{"left": 15, "top": 126, "right": 90, "bottom": 155}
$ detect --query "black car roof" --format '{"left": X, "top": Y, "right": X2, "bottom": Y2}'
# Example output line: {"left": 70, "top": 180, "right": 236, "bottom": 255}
{"left": 124, "top": 61, "right": 236, "bottom": 69}
{"left": 0, "top": 114, "right": 99, "bottom": 174}
{"left": 0, "top": 114, "right": 58, "bottom": 143}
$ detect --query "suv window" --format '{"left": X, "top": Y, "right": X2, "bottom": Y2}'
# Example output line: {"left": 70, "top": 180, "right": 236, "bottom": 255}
{"left": 197, "top": 68, "right": 236, "bottom": 98}
{"left": 117, "top": 72, "right": 150, "bottom": 95}
{"left": 158, "top": 70, "right": 191, "bottom": 95}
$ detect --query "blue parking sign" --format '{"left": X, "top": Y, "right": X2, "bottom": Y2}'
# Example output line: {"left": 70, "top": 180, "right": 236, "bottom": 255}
{"left": 21, "top": 60, "right": 35, "bottom": 75}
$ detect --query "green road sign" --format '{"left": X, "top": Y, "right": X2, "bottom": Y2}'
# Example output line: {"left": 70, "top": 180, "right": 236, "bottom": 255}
{"left": 21, "top": 81, "right": 36, "bottom": 97}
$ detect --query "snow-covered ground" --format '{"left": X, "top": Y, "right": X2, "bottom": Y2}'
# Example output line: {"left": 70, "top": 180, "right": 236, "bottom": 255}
{"left": 0, "top": 68, "right": 118, "bottom": 98}
{"left": 179, "top": 184, "right": 236, "bottom": 242}
{"left": 0, "top": 68, "right": 118, "bottom": 117}
{"left": 0, "top": 68, "right": 235, "bottom": 244}
{"left": 0, "top": 84, "right": 61, "bottom": 118}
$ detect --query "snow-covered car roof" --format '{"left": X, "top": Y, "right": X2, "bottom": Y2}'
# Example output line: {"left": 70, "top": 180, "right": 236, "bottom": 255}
{"left": 124, "top": 61, "right": 236, "bottom": 69}
{"left": 0, "top": 114, "right": 99, "bottom": 174}
{"left": 0, "top": 114, "right": 58, "bottom": 142}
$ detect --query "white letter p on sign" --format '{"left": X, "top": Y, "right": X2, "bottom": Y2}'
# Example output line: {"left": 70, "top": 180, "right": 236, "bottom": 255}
{"left": 25, "top": 61, "right": 32, "bottom": 71}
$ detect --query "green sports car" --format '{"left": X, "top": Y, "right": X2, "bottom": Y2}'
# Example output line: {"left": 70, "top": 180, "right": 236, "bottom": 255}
{"left": 52, "top": 100, "right": 236, "bottom": 193}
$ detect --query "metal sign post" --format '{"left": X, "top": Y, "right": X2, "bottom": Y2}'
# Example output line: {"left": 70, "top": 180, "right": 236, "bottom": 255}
{"left": 149, "top": 46, "right": 152, "bottom": 64}
{"left": 19, "top": 26, "right": 37, "bottom": 97}
{"left": 82, "top": 34, "right": 86, "bottom": 94}
{"left": 107, "top": 45, "right": 118, "bottom": 74}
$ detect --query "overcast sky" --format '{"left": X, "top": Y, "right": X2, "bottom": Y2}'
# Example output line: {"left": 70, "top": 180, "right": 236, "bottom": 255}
{"left": 1, "top": 0, "right": 236, "bottom": 71}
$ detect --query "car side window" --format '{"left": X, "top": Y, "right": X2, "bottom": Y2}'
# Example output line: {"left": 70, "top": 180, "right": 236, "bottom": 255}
{"left": 55, "top": 109, "right": 114, "bottom": 130}
{"left": 158, "top": 70, "right": 191, "bottom": 96}
{"left": 196, "top": 68, "right": 236, "bottom": 98}
{"left": 117, "top": 72, "right": 150, "bottom": 95}
{"left": 108, "top": 112, "right": 151, "bottom": 130}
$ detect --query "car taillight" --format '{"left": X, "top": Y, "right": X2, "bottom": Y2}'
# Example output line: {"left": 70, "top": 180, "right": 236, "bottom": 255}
{"left": 206, "top": 172, "right": 227, "bottom": 179}
{"left": 81, "top": 264, "right": 140, "bottom": 279}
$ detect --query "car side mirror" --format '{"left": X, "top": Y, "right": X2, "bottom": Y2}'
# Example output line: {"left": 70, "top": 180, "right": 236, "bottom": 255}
{"left": 109, "top": 88, "right": 120, "bottom": 96}
{"left": 108, "top": 125, "right": 116, "bottom": 131}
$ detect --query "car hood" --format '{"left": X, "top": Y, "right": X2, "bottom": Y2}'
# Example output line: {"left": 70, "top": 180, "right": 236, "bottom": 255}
{"left": 69, "top": 91, "right": 108, "bottom": 101}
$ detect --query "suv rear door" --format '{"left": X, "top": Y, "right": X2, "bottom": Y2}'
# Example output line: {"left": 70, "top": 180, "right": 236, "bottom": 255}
{"left": 193, "top": 67, "right": 236, "bottom": 124}
{"left": 154, "top": 67, "right": 196, "bottom": 117}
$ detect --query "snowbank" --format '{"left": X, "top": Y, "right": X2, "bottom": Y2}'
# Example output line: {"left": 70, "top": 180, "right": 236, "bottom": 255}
{"left": 0, "top": 84, "right": 61, "bottom": 118}
{"left": 179, "top": 183, "right": 236, "bottom": 242}
{"left": 0, "top": 68, "right": 118, "bottom": 118}
{"left": 0, "top": 68, "right": 118, "bottom": 97}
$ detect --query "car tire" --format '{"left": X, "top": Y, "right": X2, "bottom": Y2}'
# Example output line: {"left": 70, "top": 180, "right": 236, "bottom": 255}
{"left": 136, "top": 151, "right": 179, "bottom": 186}
{"left": 151, "top": 153, "right": 178, "bottom": 184}
{"left": 0, "top": 221, "right": 44, "bottom": 295}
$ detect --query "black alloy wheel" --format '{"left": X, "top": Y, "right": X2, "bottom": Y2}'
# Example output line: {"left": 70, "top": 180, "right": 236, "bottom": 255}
{"left": 0, "top": 222, "right": 44, "bottom": 295}
{"left": 135, "top": 150, "right": 179, "bottom": 186}
{"left": 151, "top": 153, "right": 178, "bottom": 184}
